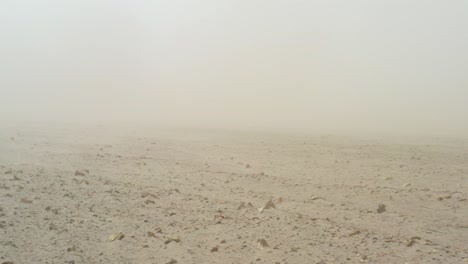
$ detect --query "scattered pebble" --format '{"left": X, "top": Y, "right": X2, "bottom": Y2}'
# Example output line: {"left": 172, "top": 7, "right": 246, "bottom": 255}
{"left": 20, "top": 198, "right": 33, "bottom": 204}
{"left": 210, "top": 245, "right": 219, "bottom": 252}
{"left": 258, "top": 199, "right": 276, "bottom": 213}
{"left": 377, "top": 204, "right": 386, "bottom": 213}
{"left": 164, "top": 235, "right": 180, "bottom": 244}
{"left": 257, "top": 239, "right": 270, "bottom": 249}
{"left": 74, "top": 170, "right": 87, "bottom": 176}
{"left": 406, "top": 236, "right": 421, "bottom": 247}
{"left": 67, "top": 245, "right": 76, "bottom": 252}
{"left": 108, "top": 232, "right": 125, "bottom": 241}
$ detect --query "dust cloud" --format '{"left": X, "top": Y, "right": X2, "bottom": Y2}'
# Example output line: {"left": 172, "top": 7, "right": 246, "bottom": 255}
{"left": 1, "top": 0, "right": 468, "bottom": 136}
{"left": 1, "top": 2, "right": 468, "bottom": 264}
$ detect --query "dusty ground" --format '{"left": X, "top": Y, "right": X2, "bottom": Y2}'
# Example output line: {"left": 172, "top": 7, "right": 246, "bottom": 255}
{"left": 0, "top": 123, "right": 467, "bottom": 264}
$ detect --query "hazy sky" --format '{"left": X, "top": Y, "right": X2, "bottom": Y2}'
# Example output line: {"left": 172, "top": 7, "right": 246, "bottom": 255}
{"left": 1, "top": 1, "right": 467, "bottom": 135}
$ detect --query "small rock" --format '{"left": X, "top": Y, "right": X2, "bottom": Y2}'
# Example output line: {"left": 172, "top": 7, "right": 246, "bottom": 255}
{"left": 377, "top": 204, "right": 386, "bottom": 213}
{"left": 80, "top": 179, "right": 89, "bottom": 185}
{"left": 108, "top": 232, "right": 125, "bottom": 241}
{"left": 20, "top": 198, "right": 33, "bottom": 204}
{"left": 290, "top": 246, "right": 300, "bottom": 252}
{"left": 67, "top": 245, "right": 76, "bottom": 252}
{"left": 308, "top": 196, "right": 325, "bottom": 202}
{"left": 166, "top": 259, "right": 178, "bottom": 264}
{"left": 406, "top": 236, "right": 421, "bottom": 247}
{"left": 164, "top": 235, "right": 180, "bottom": 244}
{"left": 141, "top": 192, "right": 157, "bottom": 198}
{"left": 74, "top": 170, "right": 86, "bottom": 176}
{"left": 237, "top": 202, "right": 246, "bottom": 210}
{"left": 245, "top": 164, "right": 251, "bottom": 169}
{"left": 257, "top": 238, "right": 269, "bottom": 249}
{"left": 74, "top": 170, "right": 89, "bottom": 176}
{"left": 258, "top": 199, "right": 276, "bottom": 213}
{"left": 210, "top": 245, "right": 219, "bottom": 252}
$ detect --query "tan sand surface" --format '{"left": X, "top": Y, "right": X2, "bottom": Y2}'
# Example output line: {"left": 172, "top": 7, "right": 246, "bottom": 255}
{"left": 1, "top": 124, "right": 467, "bottom": 263}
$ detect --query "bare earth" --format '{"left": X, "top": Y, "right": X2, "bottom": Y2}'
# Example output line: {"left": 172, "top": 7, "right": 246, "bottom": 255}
{"left": 1, "top": 124, "right": 467, "bottom": 264}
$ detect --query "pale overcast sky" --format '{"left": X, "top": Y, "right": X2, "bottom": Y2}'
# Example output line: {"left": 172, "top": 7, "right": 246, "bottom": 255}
{"left": 1, "top": 1, "right": 467, "bottom": 135}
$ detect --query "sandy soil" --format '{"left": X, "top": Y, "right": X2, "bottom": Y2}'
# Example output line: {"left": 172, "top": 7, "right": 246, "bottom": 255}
{"left": 0, "top": 124, "right": 467, "bottom": 264}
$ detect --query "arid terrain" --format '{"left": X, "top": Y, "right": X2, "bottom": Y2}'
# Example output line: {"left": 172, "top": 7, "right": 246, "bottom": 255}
{"left": 0, "top": 123, "right": 467, "bottom": 264}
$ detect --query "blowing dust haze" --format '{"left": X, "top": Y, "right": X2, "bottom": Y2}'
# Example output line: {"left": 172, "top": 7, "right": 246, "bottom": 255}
{"left": 1, "top": 0, "right": 467, "bottom": 135}
{"left": 1, "top": 2, "right": 468, "bottom": 264}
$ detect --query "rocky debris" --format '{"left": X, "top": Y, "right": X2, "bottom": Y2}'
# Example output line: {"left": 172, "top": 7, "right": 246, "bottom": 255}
{"left": 5, "top": 169, "right": 12, "bottom": 175}
{"left": 170, "top": 188, "right": 180, "bottom": 194}
{"left": 306, "top": 196, "right": 325, "bottom": 203}
{"left": 141, "top": 192, "right": 157, "bottom": 198}
{"left": 166, "top": 259, "right": 178, "bottom": 264}
{"left": 74, "top": 170, "right": 89, "bottom": 176}
{"left": 108, "top": 232, "right": 125, "bottom": 241}
{"left": 164, "top": 235, "right": 181, "bottom": 244}
{"left": 72, "top": 178, "right": 89, "bottom": 185}
{"left": 214, "top": 213, "right": 224, "bottom": 224}
{"left": 20, "top": 198, "right": 33, "bottom": 204}
{"left": 237, "top": 202, "right": 252, "bottom": 210}
{"left": 67, "top": 245, "right": 76, "bottom": 252}
{"left": 2, "top": 128, "right": 467, "bottom": 263}
{"left": 1, "top": 241, "right": 17, "bottom": 248}
{"left": 257, "top": 238, "right": 269, "bottom": 249}
{"left": 210, "top": 245, "right": 219, "bottom": 252}
{"left": 377, "top": 204, "right": 386, "bottom": 213}
{"left": 406, "top": 236, "right": 421, "bottom": 247}
{"left": 144, "top": 200, "right": 155, "bottom": 205}
{"left": 258, "top": 199, "right": 276, "bottom": 213}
